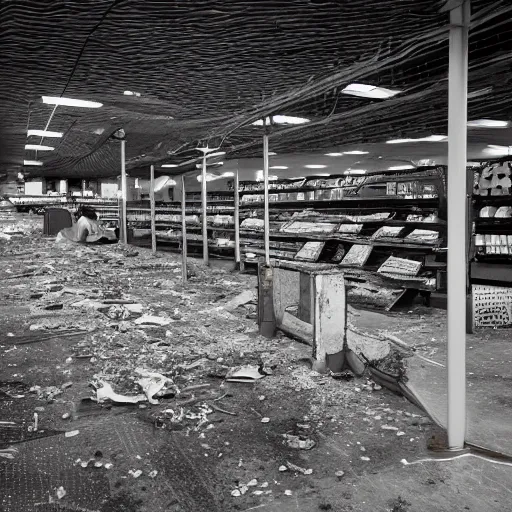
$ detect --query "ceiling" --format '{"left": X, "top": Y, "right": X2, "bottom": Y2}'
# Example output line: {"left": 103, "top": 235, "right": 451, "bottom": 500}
{"left": 1, "top": 0, "right": 512, "bottom": 180}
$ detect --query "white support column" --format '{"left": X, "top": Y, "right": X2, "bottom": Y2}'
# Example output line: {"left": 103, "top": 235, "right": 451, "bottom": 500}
{"left": 181, "top": 175, "right": 188, "bottom": 283}
{"left": 120, "top": 139, "right": 128, "bottom": 245}
{"left": 447, "top": 0, "right": 470, "bottom": 451}
{"left": 263, "top": 131, "right": 270, "bottom": 266}
{"left": 201, "top": 154, "right": 209, "bottom": 265}
{"left": 234, "top": 167, "right": 241, "bottom": 266}
{"left": 150, "top": 164, "right": 156, "bottom": 255}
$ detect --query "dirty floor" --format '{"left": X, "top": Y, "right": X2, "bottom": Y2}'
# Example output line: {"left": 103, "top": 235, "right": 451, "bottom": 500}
{"left": 1, "top": 215, "right": 512, "bottom": 512}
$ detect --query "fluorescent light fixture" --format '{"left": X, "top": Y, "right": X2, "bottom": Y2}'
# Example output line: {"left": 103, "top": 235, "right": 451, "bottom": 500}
{"left": 312, "top": 173, "right": 331, "bottom": 176}
{"left": 305, "top": 164, "right": 327, "bottom": 169}
{"left": 343, "top": 150, "right": 369, "bottom": 155}
{"left": 325, "top": 153, "right": 343, "bottom": 157}
{"left": 161, "top": 164, "right": 179, "bottom": 168}
{"left": 386, "top": 135, "right": 447, "bottom": 144}
{"left": 270, "top": 166, "right": 288, "bottom": 169}
{"left": 252, "top": 115, "right": 310, "bottom": 126}
{"left": 42, "top": 96, "right": 103, "bottom": 108}
{"left": 467, "top": 119, "right": 509, "bottom": 128}
{"left": 24, "top": 160, "right": 43, "bottom": 166}
{"left": 484, "top": 145, "right": 512, "bottom": 156}
{"left": 272, "top": 115, "right": 309, "bottom": 125}
{"left": 27, "top": 129, "right": 62, "bottom": 138}
{"left": 197, "top": 173, "right": 218, "bottom": 182}
{"left": 123, "top": 90, "right": 141, "bottom": 97}
{"left": 268, "top": 152, "right": 277, "bottom": 156}
{"left": 344, "top": 169, "right": 366, "bottom": 175}
{"left": 25, "top": 144, "right": 54, "bottom": 151}
{"left": 388, "top": 165, "right": 415, "bottom": 170}
{"left": 196, "top": 171, "right": 229, "bottom": 182}
{"left": 196, "top": 146, "right": 221, "bottom": 154}
{"left": 205, "top": 151, "right": 226, "bottom": 158}
{"left": 342, "top": 83, "right": 400, "bottom": 99}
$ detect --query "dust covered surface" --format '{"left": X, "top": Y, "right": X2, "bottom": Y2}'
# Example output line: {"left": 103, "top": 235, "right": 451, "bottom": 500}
{"left": 1, "top": 216, "right": 512, "bottom": 512}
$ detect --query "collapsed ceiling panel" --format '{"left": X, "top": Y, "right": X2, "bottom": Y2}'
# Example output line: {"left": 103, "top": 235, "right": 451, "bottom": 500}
{"left": 0, "top": 0, "right": 511, "bottom": 179}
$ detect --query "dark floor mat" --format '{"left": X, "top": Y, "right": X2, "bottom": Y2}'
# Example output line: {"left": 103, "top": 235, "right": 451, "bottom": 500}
{"left": 0, "top": 432, "right": 111, "bottom": 512}
{"left": 0, "top": 423, "right": 64, "bottom": 449}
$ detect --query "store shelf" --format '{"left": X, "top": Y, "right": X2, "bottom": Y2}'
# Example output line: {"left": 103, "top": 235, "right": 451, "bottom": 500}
{"left": 240, "top": 197, "right": 439, "bottom": 210}
{"left": 473, "top": 195, "right": 512, "bottom": 206}
{"left": 471, "top": 261, "right": 512, "bottom": 284}
{"left": 237, "top": 230, "right": 441, "bottom": 250}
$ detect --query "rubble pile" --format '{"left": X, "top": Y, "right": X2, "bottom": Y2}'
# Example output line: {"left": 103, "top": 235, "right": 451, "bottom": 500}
{"left": 0, "top": 215, "right": 440, "bottom": 511}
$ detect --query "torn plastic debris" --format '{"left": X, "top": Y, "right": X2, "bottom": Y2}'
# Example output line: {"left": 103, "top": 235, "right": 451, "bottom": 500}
{"left": 135, "top": 368, "right": 177, "bottom": 405}
{"left": 282, "top": 434, "right": 316, "bottom": 450}
{"left": 92, "top": 379, "right": 146, "bottom": 404}
{"left": 286, "top": 461, "right": 313, "bottom": 474}
{"left": 225, "top": 365, "right": 267, "bottom": 383}
{"left": 0, "top": 447, "right": 18, "bottom": 460}
{"left": 134, "top": 314, "right": 173, "bottom": 326}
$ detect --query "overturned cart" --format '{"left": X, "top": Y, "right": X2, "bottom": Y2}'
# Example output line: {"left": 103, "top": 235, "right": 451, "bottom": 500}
{"left": 258, "top": 260, "right": 392, "bottom": 377}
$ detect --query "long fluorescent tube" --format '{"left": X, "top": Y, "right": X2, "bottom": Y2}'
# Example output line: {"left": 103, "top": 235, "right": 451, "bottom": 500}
{"left": 42, "top": 96, "right": 103, "bottom": 108}
{"left": 252, "top": 115, "right": 310, "bottom": 126}
{"left": 270, "top": 166, "right": 288, "bottom": 169}
{"left": 342, "top": 83, "right": 400, "bottom": 99}
{"left": 205, "top": 151, "right": 226, "bottom": 158}
{"left": 484, "top": 145, "right": 512, "bottom": 156}
{"left": 25, "top": 144, "right": 54, "bottom": 151}
{"left": 388, "top": 165, "right": 415, "bottom": 170}
{"left": 343, "top": 150, "right": 369, "bottom": 155}
{"left": 386, "top": 135, "right": 447, "bottom": 144}
{"left": 467, "top": 119, "right": 509, "bottom": 128}
{"left": 222, "top": 172, "right": 235, "bottom": 177}
{"left": 27, "top": 130, "right": 63, "bottom": 138}
{"left": 344, "top": 169, "right": 366, "bottom": 175}
{"left": 325, "top": 153, "right": 343, "bottom": 157}
{"left": 305, "top": 164, "right": 327, "bottom": 169}
{"left": 161, "top": 164, "right": 179, "bottom": 168}
{"left": 24, "top": 160, "right": 43, "bottom": 166}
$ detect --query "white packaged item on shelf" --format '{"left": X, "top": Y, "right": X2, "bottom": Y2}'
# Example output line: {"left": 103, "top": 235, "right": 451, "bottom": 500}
{"left": 350, "top": 212, "right": 391, "bottom": 222}
{"left": 474, "top": 234, "right": 485, "bottom": 246}
{"left": 212, "top": 215, "right": 234, "bottom": 226}
{"left": 406, "top": 229, "right": 439, "bottom": 242}
{"left": 281, "top": 221, "right": 337, "bottom": 234}
{"left": 422, "top": 213, "right": 440, "bottom": 223}
{"left": 241, "top": 218, "right": 264, "bottom": 230}
{"left": 371, "top": 226, "right": 404, "bottom": 239}
{"left": 337, "top": 224, "right": 363, "bottom": 234}
{"left": 494, "top": 206, "right": 512, "bottom": 218}
{"left": 377, "top": 256, "right": 422, "bottom": 276}
{"left": 479, "top": 206, "right": 497, "bottom": 218}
